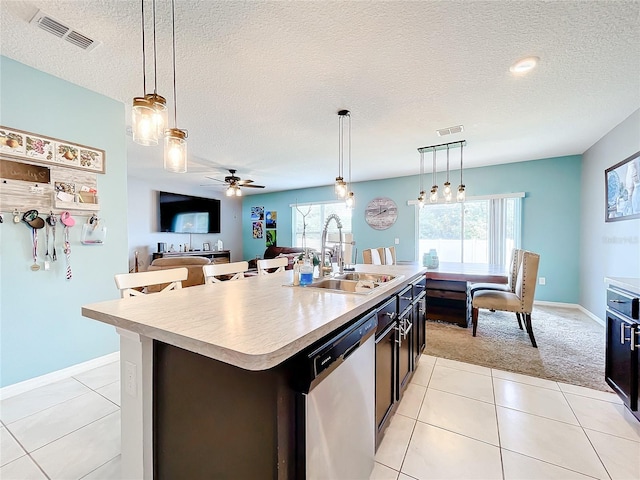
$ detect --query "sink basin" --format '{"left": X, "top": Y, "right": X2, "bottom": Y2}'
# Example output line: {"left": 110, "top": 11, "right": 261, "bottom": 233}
{"left": 333, "top": 272, "right": 396, "bottom": 283}
{"left": 300, "top": 272, "right": 399, "bottom": 294}
{"left": 302, "top": 278, "right": 380, "bottom": 294}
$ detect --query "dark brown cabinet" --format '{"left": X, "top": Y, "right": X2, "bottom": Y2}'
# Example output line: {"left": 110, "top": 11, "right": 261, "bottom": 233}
{"left": 413, "top": 292, "right": 426, "bottom": 367}
{"left": 605, "top": 286, "right": 640, "bottom": 421}
{"left": 375, "top": 321, "right": 397, "bottom": 447}
{"left": 375, "top": 275, "right": 428, "bottom": 448}
{"left": 397, "top": 307, "right": 413, "bottom": 395}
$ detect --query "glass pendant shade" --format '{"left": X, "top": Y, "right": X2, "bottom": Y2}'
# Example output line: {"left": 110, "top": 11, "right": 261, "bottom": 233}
{"left": 345, "top": 191, "right": 355, "bottom": 208}
{"left": 132, "top": 97, "right": 158, "bottom": 146}
{"left": 457, "top": 185, "right": 466, "bottom": 202}
{"left": 443, "top": 182, "right": 452, "bottom": 202}
{"left": 430, "top": 186, "right": 438, "bottom": 203}
{"left": 145, "top": 93, "right": 168, "bottom": 138}
{"left": 335, "top": 177, "right": 347, "bottom": 198}
{"left": 164, "top": 128, "right": 187, "bottom": 173}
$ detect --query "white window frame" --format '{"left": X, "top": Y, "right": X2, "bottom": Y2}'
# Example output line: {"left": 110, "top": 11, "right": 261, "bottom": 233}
{"left": 411, "top": 192, "right": 524, "bottom": 265}
{"left": 290, "top": 200, "right": 353, "bottom": 252}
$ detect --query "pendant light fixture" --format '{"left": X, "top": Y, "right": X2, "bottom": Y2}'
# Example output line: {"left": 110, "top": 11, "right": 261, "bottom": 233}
{"left": 131, "top": 0, "right": 157, "bottom": 146}
{"left": 417, "top": 150, "right": 425, "bottom": 208}
{"left": 429, "top": 147, "right": 438, "bottom": 203}
{"left": 417, "top": 140, "right": 467, "bottom": 204}
{"left": 335, "top": 110, "right": 349, "bottom": 199}
{"left": 164, "top": 0, "right": 188, "bottom": 173}
{"left": 145, "top": 0, "right": 167, "bottom": 139}
{"left": 342, "top": 110, "right": 355, "bottom": 209}
{"left": 443, "top": 145, "right": 452, "bottom": 203}
{"left": 457, "top": 142, "right": 466, "bottom": 202}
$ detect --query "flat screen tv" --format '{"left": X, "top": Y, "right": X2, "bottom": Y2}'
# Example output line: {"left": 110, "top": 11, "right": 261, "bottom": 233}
{"left": 158, "top": 191, "right": 221, "bottom": 234}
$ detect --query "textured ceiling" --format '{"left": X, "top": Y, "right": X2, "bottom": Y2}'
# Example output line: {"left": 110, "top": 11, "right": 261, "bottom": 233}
{"left": 1, "top": 0, "right": 639, "bottom": 194}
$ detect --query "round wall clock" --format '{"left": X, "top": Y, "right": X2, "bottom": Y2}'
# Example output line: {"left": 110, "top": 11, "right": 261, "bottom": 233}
{"left": 365, "top": 197, "right": 398, "bottom": 230}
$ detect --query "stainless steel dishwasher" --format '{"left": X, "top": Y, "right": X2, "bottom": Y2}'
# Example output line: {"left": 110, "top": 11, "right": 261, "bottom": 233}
{"left": 294, "top": 312, "right": 377, "bottom": 479}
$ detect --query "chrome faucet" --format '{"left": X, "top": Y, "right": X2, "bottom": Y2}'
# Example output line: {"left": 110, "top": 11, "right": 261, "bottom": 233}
{"left": 320, "top": 214, "right": 343, "bottom": 277}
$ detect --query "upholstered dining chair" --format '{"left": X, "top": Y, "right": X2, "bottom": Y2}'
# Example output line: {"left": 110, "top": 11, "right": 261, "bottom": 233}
{"left": 470, "top": 249, "right": 523, "bottom": 293}
{"left": 114, "top": 267, "right": 188, "bottom": 298}
{"left": 471, "top": 251, "right": 540, "bottom": 347}
{"left": 363, "top": 247, "right": 396, "bottom": 265}
{"left": 257, "top": 256, "right": 288, "bottom": 275}
{"left": 203, "top": 261, "right": 249, "bottom": 283}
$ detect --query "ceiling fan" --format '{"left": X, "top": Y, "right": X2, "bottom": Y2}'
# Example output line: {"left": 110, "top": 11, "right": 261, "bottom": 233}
{"left": 203, "top": 169, "right": 265, "bottom": 197}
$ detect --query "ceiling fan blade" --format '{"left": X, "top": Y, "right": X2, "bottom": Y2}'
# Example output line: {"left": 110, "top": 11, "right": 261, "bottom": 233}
{"left": 204, "top": 176, "right": 226, "bottom": 183}
{"left": 237, "top": 179, "right": 254, "bottom": 185}
{"left": 242, "top": 184, "right": 265, "bottom": 189}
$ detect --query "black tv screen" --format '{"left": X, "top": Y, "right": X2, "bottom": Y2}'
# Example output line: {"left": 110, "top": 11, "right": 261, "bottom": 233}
{"left": 158, "top": 191, "right": 221, "bottom": 233}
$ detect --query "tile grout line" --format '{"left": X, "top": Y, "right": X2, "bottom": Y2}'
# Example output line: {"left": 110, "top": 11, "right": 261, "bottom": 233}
{"left": 396, "top": 358, "right": 435, "bottom": 477}
{"left": 490, "top": 370, "right": 506, "bottom": 480}
{"left": 499, "top": 446, "right": 603, "bottom": 480}
{"left": 560, "top": 388, "right": 615, "bottom": 480}
{"left": 77, "top": 454, "right": 120, "bottom": 480}
{"left": 1, "top": 423, "right": 51, "bottom": 480}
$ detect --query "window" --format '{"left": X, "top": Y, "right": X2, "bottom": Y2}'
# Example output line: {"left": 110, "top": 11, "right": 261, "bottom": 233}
{"left": 417, "top": 195, "right": 522, "bottom": 266}
{"left": 291, "top": 202, "right": 353, "bottom": 252}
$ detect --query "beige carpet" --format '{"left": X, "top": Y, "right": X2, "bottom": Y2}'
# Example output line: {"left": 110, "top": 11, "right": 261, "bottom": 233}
{"left": 425, "top": 305, "right": 611, "bottom": 392}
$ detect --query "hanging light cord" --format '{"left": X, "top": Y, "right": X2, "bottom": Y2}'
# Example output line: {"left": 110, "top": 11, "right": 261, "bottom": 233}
{"left": 171, "top": 0, "right": 177, "bottom": 127}
{"left": 140, "top": 0, "right": 146, "bottom": 95}
{"left": 419, "top": 150, "right": 424, "bottom": 193}
{"left": 152, "top": 0, "right": 158, "bottom": 95}
{"left": 460, "top": 143, "right": 464, "bottom": 184}
{"left": 446, "top": 145, "right": 450, "bottom": 183}
{"left": 432, "top": 147, "right": 436, "bottom": 186}
{"left": 338, "top": 114, "right": 343, "bottom": 177}
{"left": 347, "top": 112, "right": 352, "bottom": 186}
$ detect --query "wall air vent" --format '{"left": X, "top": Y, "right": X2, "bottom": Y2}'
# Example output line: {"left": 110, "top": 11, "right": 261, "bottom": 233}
{"left": 30, "top": 9, "right": 101, "bottom": 52}
{"left": 436, "top": 125, "right": 464, "bottom": 137}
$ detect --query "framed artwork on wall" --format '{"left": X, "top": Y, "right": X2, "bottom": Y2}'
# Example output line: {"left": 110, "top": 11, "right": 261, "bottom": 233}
{"left": 605, "top": 150, "right": 640, "bottom": 222}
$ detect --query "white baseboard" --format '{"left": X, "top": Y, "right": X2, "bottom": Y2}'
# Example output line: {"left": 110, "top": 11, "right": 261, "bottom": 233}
{"left": 533, "top": 301, "right": 604, "bottom": 327}
{"left": 534, "top": 300, "right": 579, "bottom": 308}
{"left": 0, "top": 351, "right": 120, "bottom": 401}
{"left": 577, "top": 305, "right": 605, "bottom": 327}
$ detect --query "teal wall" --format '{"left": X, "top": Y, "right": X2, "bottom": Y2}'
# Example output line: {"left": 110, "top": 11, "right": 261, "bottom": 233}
{"left": 0, "top": 57, "right": 128, "bottom": 387}
{"left": 243, "top": 155, "right": 582, "bottom": 303}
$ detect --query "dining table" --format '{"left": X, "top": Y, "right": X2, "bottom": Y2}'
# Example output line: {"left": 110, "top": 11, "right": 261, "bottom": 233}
{"left": 424, "top": 262, "right": 509, "bottom": 327}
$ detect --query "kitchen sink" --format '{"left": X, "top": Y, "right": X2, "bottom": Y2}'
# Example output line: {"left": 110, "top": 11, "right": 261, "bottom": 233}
{"left": 299, "top": 272, "right": 400, "bottom": 294}
{"left": 303, "top": 278, "right": 379, "bottom": 294}
{"left": 332, "top": 272, "right": 396, "bottom": 283}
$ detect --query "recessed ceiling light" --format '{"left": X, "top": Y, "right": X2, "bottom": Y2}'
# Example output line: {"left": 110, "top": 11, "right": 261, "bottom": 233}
{"left": 509, "top": 56, "right": 540, "bottom": 74}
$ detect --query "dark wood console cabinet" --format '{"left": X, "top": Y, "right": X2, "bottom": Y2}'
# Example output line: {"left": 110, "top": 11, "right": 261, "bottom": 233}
{"left": 153, "top": 250, "right": 231, "bottom": 263}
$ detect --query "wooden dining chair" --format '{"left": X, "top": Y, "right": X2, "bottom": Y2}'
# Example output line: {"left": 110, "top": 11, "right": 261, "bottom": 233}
{"left": 203, "top": 261, "right": 249, "bottom": 283}
{"left": 257, "top": 257, "right": 288, "bottom": 274}
{"left": 114, "top": 268, "right": 188, "bottom": 298}
{"left": 471, "top": 251, "right": 540, "bottom": 347}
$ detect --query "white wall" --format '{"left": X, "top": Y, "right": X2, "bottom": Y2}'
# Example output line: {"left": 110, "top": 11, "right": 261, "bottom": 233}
{"left": 580, "top": 109, "right": 640, "bottom": 319}
{"left": 127, "top": 176, "right": 243, "bottom": 269}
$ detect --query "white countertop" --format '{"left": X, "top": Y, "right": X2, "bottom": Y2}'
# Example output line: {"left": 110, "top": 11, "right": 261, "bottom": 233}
{"left": 604, "top": 277, "right": 640, "bottom": 295}
{"left": 82, "top": 264, "right": 426, "bottom": 371}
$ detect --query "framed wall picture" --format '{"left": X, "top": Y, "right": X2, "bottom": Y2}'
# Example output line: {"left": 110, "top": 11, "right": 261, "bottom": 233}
{"left": 605, "top": 150, "right": 640, "bottom": 222}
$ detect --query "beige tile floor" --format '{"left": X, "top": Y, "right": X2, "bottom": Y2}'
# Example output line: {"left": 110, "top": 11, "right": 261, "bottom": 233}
{"left": 1, "top": 355, "right": 639, "bottom": 479}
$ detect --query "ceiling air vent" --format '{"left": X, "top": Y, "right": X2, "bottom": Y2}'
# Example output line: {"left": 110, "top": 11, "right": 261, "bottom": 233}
{"left": 30, "top": 9, "right": 101, "bottom": 52}
{"left": 436, "top": 125, "right": 464, "bottom": 137}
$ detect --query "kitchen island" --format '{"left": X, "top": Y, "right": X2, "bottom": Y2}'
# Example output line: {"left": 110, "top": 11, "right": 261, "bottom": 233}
{"left": 82, "top": 263, "right": 426, "bottom": 479}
